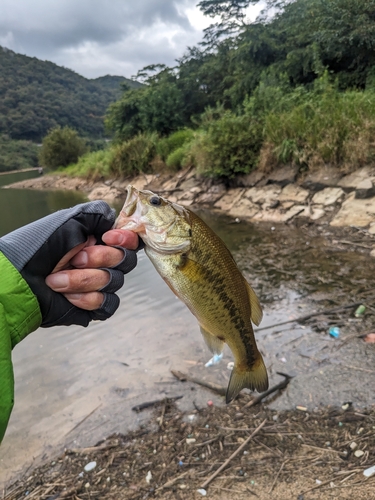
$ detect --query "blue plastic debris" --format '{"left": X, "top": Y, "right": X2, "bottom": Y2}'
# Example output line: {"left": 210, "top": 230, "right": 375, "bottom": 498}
{"left": 205, "top": 353, "right": 223, "bottom": 367}
{"left": 328, "top": 326, "right": 340, "bottom": 338}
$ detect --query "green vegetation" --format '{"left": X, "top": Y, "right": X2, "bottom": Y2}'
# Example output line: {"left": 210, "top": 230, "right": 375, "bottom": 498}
{"left": 0, "top": 46, "right": 141, "bottom": 142}
{"left": 39, "top": 127, "right": 87, "bottom": 170}
{"left": 0, "top": 135, "right": 39, "bottom": 172}
{"left": 4, "top": 0, "right": 375, "bottom": 181}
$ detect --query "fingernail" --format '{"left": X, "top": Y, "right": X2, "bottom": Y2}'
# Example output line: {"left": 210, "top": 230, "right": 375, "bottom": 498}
{"left": 66, "top": 293, "right": 83, "bottom": 300}
{"left": 46, "top": 273, "right": 69, "bottom": 290}
{"left": 71, "top": 251, "right": 88, "bottom": 267}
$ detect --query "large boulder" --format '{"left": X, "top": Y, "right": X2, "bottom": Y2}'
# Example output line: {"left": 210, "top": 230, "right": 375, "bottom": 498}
{"left": 311, "top": 187, "right": 345, "bottom": 206}
{"left": 330, "top": 193, "right": 375, "bottom": 227}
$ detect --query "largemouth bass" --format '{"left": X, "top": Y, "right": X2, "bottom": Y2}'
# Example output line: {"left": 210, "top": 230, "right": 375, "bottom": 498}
{"left": 115, "top": 185, "right": 268, "bottom": 402}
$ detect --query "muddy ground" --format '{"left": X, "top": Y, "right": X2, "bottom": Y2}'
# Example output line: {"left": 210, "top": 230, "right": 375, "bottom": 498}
{"left": 3, "top": 221, "right": 375, "bottom": 500}
{"left": 2, "top": 170, "right": 375, "bottom": 499}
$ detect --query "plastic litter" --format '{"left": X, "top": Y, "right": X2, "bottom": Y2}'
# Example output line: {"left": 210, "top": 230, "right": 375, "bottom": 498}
{"left": 83, "top": 461, "right": 97, "bottom": 472}
{"left": 363, "top": 465, "right": 375, "bottom": 478}
{"left": 197, "top": 489, "right": 207, "bottom": 496}
{"left": 227, "top": 361, "right": 234, "bottom": 370}
{"left": 328, "top": 326, "right": 340, "bottom": 338}
{"left": 145, "top": 471, "right": 152, "bottom": 484}
{"left": 205, "top": 353, "right": 223, "bottom": 367}
{"left": 207, "top": 400, "right": 214, "bottom": 407}
{"left": 354, "top": 305, "right": 366, "bottom": 317}
{"left": 186, "top": 438, "right": 196, "bottom": 444}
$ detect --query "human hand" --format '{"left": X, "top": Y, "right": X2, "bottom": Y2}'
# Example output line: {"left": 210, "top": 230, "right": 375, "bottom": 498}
{"left": 0, "top": 201, "right": 139, "bottom": 327}
{"left": 45, "top": 229, "right": 139, "bottom": 311}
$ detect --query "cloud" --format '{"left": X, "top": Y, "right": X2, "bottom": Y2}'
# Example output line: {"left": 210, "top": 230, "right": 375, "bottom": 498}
{"left": 0, "top": 1, "right": 262, "bottom": 79}
{"left": 0, "top": 0, "right": 207, "bottom": 78}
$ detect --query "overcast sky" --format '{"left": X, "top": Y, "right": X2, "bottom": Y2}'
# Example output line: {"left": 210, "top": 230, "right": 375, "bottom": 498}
{"left": 0, "top": 0, "right": 261, "bottom": 80}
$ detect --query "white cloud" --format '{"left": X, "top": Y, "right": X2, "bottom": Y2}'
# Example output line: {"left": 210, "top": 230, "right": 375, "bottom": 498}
{"left": 0, "top": 0, "right": 262, "bottom": 79}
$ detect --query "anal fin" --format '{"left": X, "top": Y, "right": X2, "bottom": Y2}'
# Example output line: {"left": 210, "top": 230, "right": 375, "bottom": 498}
{"left": 200, "top": 325, "right": 225, "bottom": 355}
{"left": 245, "top": 281, "right": 263, "bottom": 326}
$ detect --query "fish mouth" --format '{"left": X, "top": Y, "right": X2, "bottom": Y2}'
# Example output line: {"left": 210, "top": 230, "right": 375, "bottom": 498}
{"left": 121, "top": 185, "right": 138, "bottom": 217}
{"left": 115, "top": 185, "right": 140, "bottom": 230}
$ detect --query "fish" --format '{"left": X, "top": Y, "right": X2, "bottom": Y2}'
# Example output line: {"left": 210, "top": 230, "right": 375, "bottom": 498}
{"left": 115, "top": 185, "right": 269, "bottom": 402}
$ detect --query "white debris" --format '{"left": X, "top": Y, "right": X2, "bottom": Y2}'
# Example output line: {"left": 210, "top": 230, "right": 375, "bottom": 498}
{"left": 146, "top": 471, "right": 152, "bottom": 484}
{"left": 197, "top": 488, "right": 207, "bottom": 496}
{"left": 84, "top": 461, "right": 97, "bottom": 472}
{"left": 363, "top": 465, "right": 375, "bottom": 478}
{"left": 205, "top": 353, "right": 223, "bottom": 367}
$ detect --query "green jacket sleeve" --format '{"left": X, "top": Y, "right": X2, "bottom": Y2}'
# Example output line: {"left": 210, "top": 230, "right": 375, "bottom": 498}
{"left": 0, "top": 252, "right": 42, "bottom": 443}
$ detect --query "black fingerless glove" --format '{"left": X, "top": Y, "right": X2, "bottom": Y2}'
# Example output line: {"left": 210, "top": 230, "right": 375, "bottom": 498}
{"left": 0, "top": 201, "right": 137, "bottom": 327}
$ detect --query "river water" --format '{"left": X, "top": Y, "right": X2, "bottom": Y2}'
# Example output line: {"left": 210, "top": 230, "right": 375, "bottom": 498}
{"left": 1, "top": 173, "right": 375, "bottom": 486}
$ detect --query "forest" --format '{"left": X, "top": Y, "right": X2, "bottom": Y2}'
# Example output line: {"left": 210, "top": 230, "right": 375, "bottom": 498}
{"left": 96, "top": 0, "right": 375, "bottom": 181}
{"left": 4, "top": 0, "right": 375, "bottom": 178}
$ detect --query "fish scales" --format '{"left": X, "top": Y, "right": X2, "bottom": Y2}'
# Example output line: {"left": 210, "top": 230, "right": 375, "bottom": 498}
{"left": 116, "top": 185, "right": 269, "bottom": 402}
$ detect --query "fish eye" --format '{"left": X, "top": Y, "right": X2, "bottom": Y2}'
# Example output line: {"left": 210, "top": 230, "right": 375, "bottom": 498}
{"left": 150, "top": 196, "right": 162, "bottom": 206}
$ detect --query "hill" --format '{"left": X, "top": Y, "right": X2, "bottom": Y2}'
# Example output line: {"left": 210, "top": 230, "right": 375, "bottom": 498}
{"left": 0, "top": 46, "right": 141, "bottom": 141}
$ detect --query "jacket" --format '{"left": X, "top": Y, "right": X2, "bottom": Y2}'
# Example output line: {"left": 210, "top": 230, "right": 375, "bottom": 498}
{"left": 0, "top": 252, "right": 41, "bottom": 443}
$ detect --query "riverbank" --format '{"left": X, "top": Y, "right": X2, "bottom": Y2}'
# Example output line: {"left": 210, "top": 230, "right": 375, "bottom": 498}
{"left": 6, "top": 165, "right": 375, "bottom": 241}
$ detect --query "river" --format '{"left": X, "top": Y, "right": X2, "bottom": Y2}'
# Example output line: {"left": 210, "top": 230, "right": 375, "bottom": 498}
{"left": 1, "top": 173, "right": 375, "bottom": 487}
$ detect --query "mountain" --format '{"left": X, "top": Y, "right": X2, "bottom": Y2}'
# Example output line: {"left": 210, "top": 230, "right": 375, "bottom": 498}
{"left": 0, "top": 46, "right": 141, "bottom": 141}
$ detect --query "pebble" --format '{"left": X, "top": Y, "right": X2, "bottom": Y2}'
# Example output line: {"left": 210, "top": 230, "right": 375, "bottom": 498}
{"left": 354, "top": 450, "right": 364, "bottom": 458}
{"left": 363, "top": 465, "right": 375, "bottom": 478}
{"left": 83, "top": 461, "right": 97, "bottom": 472}
{"left": 350, "top": 442, "right": 357, "bottom": 450}
{"left": 197, "top": 488, "right": 207, "bottom": 496}
{"left": 186, "top": 438, "right": 196, "bottom": 444}
{"left": 146, "top": 471, "right": 152, "bottom": 484}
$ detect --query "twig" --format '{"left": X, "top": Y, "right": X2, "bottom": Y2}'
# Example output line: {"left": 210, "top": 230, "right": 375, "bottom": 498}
{"left": 156, "top": 471, "right": 190, "bottom": 491}
{"left": 132, "top": 395, "right": 183, "bottom": 412}
{"left": 269, "top": 460, "right": 287, "bottom": 493}
{"left": 171, "top": 370, "right": 227, "bottom": 396}
{"left": 200, "top": 418, "right": 267, "bottom": 489}
{"left": 255, "top": 301, "right": 367, "bottom": 332}
{"left": 65, "top": 404, "right": 102, "bottom": 436}
{"left": 243, "top": 372, "right": 293, "bottom": 408}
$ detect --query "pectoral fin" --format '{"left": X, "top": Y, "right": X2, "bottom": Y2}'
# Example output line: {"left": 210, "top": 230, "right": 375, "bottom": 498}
{"left": 200, "top": 325, "right": 225, "bottom": 355}
{"left": 245, "top": 281, "right": 263, "bottom": 326}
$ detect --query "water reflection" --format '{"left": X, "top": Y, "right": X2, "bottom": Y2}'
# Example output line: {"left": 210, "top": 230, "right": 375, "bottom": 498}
{"left": 1, "top": 185, "right": 375, "bottom": 488}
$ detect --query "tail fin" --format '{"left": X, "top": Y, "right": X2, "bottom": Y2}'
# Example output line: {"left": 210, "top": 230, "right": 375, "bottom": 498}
{"left": 226, "top": 356, "right": 268, "bottom": 404}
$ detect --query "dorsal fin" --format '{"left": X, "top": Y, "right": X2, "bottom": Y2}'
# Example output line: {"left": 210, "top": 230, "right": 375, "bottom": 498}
{"left": 245, "top": 281, "right": 263, "bottom": 326}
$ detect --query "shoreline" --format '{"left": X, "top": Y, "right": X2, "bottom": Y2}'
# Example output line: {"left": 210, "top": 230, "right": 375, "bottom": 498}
{"left": 4, "top": 165, "right": 375, "bottom": 244}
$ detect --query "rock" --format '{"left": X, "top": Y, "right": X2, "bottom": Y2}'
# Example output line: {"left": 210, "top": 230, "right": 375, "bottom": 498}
{"left": 355, "top": 179, "right": 375, "bottom": 199}
{"left": 301, "top": 167, "right": 342, "bottom": 192}
{"left": 131, "top": 174, "right": 155, "bottom": 191}
{"left": 279, "top": 184, "right": 309, "bottom": 203}
{"left": 371, "top": 248, "right": 375, "bottom": 258}
{"left": 231, "top": 170, "right": 265, "bottom": 187}
{"left": 194, "top": 183, "right": 226, "bottom": 205}
{"left": 330, "top": 193, "right": 375, "bottom": 227}
{"left": 214, "top": 189, "right": 244, "bottom": 211}
{"left": 179, "top": 177, "right": 199, "bottom": 191}
{"left": 253, "top": 205, "right": 305, "bottom": 223}
{"left": 312, "top": 187, "right": 345, "bottom": 206}
{"left": 266, "top": 165, "right": 299, "bottom": 186}
{"left": 297, "top": 205, "right": 326, "bottom": 220}
{"left": 245, "top": 185, "right": 282, "bottom": 205}
{"left": 88, "top": 185, "right": 124, "bottom": 201}
{"left": 228, "top": 198, "right": 259, "bottom": 218}
{"left": 338, "top": 167, "right": 375, "bottom": 191}
{"left": 369, "top": 223, "right": 375, "bottom": 235}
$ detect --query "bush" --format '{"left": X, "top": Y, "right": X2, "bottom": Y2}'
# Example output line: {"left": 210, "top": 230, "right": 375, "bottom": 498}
{"left": 110, "top": 133, "right": 158, "bottom": 177}
{"left": 165, "top": 146, "right": 189, "bottom": 170}
{"left": 156, "top": 129, "right": 194, "bottom": 161}
{"left": 0, "top": 134, "right": 39, "bottom": 172}
{"left": 39, "top": 126, "right": 87, "bottom": 170}
{"left": 187, "top": 111, "right": 263, "bottom": 179}
{"left": 63, "top": 149, "right": 114, "bottom": 181}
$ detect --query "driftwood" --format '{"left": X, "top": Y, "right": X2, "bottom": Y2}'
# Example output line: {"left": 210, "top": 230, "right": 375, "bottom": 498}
{"left": 243, "top": 372, "right": 293, "bottom": 408}
{"left": 171, "top": 370, "right": 226, "bottom": 396}
{"left": 131, "top": 395, "right": 183, "bottom": 412}
{"left": 255, "top": 300, "right": 368, "bottom": 332}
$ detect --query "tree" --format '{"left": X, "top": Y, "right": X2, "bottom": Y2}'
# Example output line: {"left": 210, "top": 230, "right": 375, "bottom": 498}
{"left": 39, "top": 126, "right": 87, "bottom": 169}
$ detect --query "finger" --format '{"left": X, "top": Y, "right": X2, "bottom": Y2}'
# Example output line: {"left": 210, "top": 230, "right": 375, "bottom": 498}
{"left": 64, "top": 291, "right": 104, "bottom": 311}
{"left": 51, "top": 236, "right": 97, "bottom": 273}
{"left": 102, "top": 229, "right": 139, "bottom": 249}
{"left": 45, "top": 269, "right": 110, "bottom": 293}
{"left": 70, "top": 245, "right": 125, "bottom": 269}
